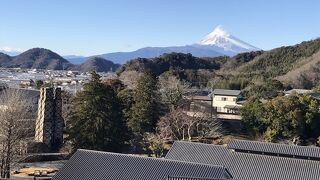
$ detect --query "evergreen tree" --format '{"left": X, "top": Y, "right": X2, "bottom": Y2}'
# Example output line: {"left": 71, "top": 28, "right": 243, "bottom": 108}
{"left": 129, "top": 71, "right": 161, "bottom": 134}
{"left": 118, "top": 88, "right": 135, "bottom": 125}
{"left": 67, "top": 71, "right": 128, "bottom": 152}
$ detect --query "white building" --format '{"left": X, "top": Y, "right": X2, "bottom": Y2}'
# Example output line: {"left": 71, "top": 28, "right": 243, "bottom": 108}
{"left": 212, "top": 89, "right": 243, "bottom": 120}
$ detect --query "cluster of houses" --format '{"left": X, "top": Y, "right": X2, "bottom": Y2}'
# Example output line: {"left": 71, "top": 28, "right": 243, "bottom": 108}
{"left": 53, "top": 139, "right": 320, "bottom": 180}
{"left": 0, "top": 68, "right": 116, "bottom": 94}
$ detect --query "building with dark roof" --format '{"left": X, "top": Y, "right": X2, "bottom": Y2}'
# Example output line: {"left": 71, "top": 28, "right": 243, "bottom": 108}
{"left": 228, "top": 139, "right": 320, "bottom": 160}
{"left": 166, "top": 141, "right": 320, "bottom": 180}
{"left": 167, "top": 176, "right": 230, "bottom": 180}
{"left": 212, "top": 89, "right": 243, "bottom": 123}
{"left": 53, "top": 149, "right": 233, "bottom": 180}
{"left": 212, "top": 89, "right": 241, "bottom": 97}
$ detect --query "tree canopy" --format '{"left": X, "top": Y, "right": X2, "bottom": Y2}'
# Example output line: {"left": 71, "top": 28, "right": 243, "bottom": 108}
{"left": 67, "top": 71, "right": 128, "bottom": 152}
{"left": 240, "top": 93, "right": 320, "bottom": 143}
{"left": 129, "top": 71, "right": 162, "bottom": 135}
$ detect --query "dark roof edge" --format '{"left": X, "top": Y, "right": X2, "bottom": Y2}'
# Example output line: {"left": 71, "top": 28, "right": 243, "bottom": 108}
{"left": 77, "top": 149, "right": 228, "bottom": 169}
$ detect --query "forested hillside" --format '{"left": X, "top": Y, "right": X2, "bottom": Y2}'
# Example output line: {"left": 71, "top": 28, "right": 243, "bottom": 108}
{"left": 119, "top": 38, "right": 320, "bottom": 96}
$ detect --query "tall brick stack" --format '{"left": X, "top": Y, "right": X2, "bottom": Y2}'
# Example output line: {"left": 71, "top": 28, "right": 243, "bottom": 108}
{"left": 35, "top": 87, "right": 64, "bottom": 151}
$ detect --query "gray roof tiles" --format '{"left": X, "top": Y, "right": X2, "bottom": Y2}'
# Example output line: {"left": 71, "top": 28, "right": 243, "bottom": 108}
{"left": 228, "top": 139, "right": 320, "bottom": 159}
{"left": 166, "top": 141, "right": 320, "bottom": 180}
{"left": 167, "top": 176, "right": 230, "bottom": 180}
{"left": 213, "top": 89, "right": 241, "bottom": 96}
{"left": 53, "top": 149, "right": 232, "bottom": 180}
{"left": 192, "top": 96, "right": 212, "bottom": 101}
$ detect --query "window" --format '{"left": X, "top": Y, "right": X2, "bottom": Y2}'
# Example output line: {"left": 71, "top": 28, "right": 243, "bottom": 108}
{"left": 233, "top": 98, "right": 237, "bottom": 102}
{"left": 221, "top": 97, "right": 227, "bottom": 101}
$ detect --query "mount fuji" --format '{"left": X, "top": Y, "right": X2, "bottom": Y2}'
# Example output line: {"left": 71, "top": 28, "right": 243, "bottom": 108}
{"left": 66, "top": 26, "right": 260, "bottom": 64}
{"left": 197, "top": 26, "right": 259, "bottom": 55}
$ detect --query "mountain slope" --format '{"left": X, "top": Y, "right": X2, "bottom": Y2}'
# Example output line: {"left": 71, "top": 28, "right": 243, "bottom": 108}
{"left": 211, "top": 38, "right": 320, "bottom": 89}
{"left": 198, "top": 26, "right": 259, "bottom": 55}
{"left": 118, "top": 52, "right": 223, "bottom": 76}
{"left": 118, "top": 38, "right": 320, "bottom": 89}
{"left": 236, "top": 39, "right": 320, "bottom": 77}
{"left": 0, "top": 49, "right": 22, "bottom": 56}
{"left": 97, "top": 45, "right": 223, "bottom": 64}
{"left": 277, "top": 49, "right": 320, "bottom": 88}
{"left": 0, "top": 53, "right": 12, "bottom": 66}
{"left": 76, "top": 57, "right": 120, "bottom": 72}
{"left": 64, "top": 55, "right": 86, "bottom": 64}
{"left": 0, "top": 49, "right": 118, "bottom": 72}
{"left": 64, "top": 26, "right": 259, "bottom": 64}
{"left": 11, "top": 48, "right": 73, "bottom": 70}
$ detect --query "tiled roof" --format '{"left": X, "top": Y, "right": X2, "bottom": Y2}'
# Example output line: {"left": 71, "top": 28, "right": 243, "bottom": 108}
{"left": 167, "top": 176, "right": 229, "bottom": 180}
{"left": 228, "top": 139, "right": 320, "bottom": 160}
{"left": 52, "top": 149, "right": 232, "bottom": 180}
{"left": 192, "top": 96, "right": 212, "bottom": 101}
{"left": 213, "top": 89, "right": 241, "bottom": 96}
{"left": 166, "top": 141, "right": 320, "bottom": 180}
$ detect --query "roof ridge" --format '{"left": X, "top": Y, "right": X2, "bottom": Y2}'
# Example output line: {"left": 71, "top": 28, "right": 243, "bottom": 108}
{"left": 167, "top": 175, "right": 229, "bottom": 180}
{"left": 77, "top": 149, "right": 228, "bottom": 169}
{"left": 172, "top": 141, "right": 227, "bottom": 148}
{"left": 229, "top": 139, "right": 320, "bottom": 149}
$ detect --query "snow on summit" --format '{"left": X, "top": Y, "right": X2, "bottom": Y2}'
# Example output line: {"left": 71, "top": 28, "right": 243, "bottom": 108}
{"left": 198, "top": 26, "right": 259, "bottom": 53}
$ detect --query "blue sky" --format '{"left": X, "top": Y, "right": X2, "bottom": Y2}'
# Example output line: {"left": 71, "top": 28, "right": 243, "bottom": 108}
{"left": 1, "top": 0, "right": 320, "bottom": 56}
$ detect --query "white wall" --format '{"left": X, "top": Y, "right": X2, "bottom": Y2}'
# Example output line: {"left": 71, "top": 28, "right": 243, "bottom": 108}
{"left": 212, "top": 95, "right": 241, "bottom": 113}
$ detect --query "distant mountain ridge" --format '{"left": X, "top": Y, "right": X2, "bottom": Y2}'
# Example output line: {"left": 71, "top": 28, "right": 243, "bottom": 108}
{"left": 0, "top": 48, "right": 119, "bottom": 72}
{"left": 1, "top": 37, "right": 320, "bottom": 90}
{"left": 5, "top": 27, "right": 259, "bottom": 65}
{"left": 0, "top": 48, "right": 22, "bottom": 56}
{"left": 95, "top": 45, "right": 225, "bottom": 64}
{"left": 64, "top": 26, "right": 259, "bottom": 64}
{"left": 11, "top": 48, "right": 73, "bottom": 70}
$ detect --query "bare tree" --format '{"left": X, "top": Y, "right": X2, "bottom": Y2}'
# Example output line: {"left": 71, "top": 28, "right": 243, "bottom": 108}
{"left": 157, "top": 109, "right": 188, "bottom": 141}
{"left": 144, "top": 132, "right": 165, "bottom": 158}
{"left": 157, "top": 107, "right": 221, "bottom": 141}
{"left": 119, "top": 70, "right": 142, "bottom": 89}
{"left": 159, "top": 75, "right": 191, "bottom": 111}
{"left": 0, "top": 89, "right": 33, "bottom": 178}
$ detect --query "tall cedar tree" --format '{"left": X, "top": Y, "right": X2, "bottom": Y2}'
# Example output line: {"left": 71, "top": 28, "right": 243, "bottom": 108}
{"left": 129, "top": 71, "right": 161, "bottom": 134}
{"left": 67, "top": 71, "right": 128, "bottom": 152}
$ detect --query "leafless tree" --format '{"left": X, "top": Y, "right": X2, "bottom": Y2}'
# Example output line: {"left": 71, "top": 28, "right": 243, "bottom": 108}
{"left": 0, "top": 89, "right": 33, "bottom": 178}
{"left": 119, "top": 70, "right": 142, "bottom": 89}
{"left": 157, "top": 108, "right": 188, "bottom": 141}
{"left": 157, "top": 107, "right": 221, "bottom": 141}
{"left": 159, "top": 75, "right": 191, "bottom": 111}
{"left": 143, "top": 132, "right": 165, "bottom": 158}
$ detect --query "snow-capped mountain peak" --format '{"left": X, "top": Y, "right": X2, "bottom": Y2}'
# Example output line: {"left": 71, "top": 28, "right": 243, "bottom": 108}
{"left": 198, "top": 25, "right": 259, "bottom": 54}
{"left": 200, "top": 26, "right": 230, "bottom": 43}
